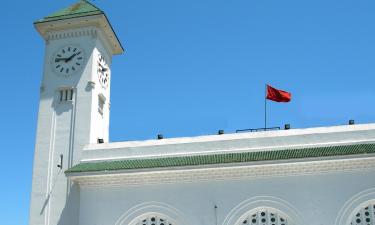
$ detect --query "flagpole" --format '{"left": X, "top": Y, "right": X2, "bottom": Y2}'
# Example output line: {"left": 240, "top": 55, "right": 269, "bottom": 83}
{"left": 265, "top": 84, "right": 267, "bottom": 130}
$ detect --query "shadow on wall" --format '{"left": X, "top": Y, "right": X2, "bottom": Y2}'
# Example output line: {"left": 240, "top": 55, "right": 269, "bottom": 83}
{"left": 57, "top": 183, "right": 80, "bottom": 225}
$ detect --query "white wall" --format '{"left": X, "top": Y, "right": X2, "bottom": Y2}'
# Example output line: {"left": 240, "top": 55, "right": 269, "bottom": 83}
{"left": 78, "top": 168, "right": 375, "bottom": 225}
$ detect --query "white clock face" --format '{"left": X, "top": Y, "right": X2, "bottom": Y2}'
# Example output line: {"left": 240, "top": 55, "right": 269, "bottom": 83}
{"left": 97, "top": 52, "right": 110, "bottom": 88}
{"left": 53, "top": 46, "right": 85, "bottom": 76}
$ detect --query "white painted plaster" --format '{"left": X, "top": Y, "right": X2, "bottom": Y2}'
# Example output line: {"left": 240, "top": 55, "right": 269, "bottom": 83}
{"left": 77, "top": 169, "right": 375, "bottom": 225}
{"left": 81, "top": 124, "right": 375, "bottom": 162}
{"left": 29, "top": 23, "right": 116, "bottom": 225}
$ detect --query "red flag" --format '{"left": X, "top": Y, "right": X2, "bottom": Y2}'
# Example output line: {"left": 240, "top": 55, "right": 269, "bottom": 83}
{"left": 266, "top": 85, "right": 291, "bottom": 102}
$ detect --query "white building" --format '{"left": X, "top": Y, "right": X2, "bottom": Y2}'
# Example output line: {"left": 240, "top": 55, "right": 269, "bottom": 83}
{"left": 29, "top": 1, "right": 375, "bottom": 225}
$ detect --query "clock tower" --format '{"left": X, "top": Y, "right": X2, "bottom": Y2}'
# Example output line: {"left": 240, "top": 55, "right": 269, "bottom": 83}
{"left": 30, "top": 1, "right": 123, "bottom": 225}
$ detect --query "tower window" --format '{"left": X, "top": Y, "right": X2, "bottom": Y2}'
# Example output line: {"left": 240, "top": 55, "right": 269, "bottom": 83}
{"left": 59, "top": 88, "right": 74, "bottom": 102}
{"left": 98, "top": 94, "right": 106, "bottom": 115}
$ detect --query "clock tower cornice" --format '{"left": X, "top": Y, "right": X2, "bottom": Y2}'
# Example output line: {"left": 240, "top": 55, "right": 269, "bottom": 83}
{"left": 34, "top": 1, "right": 124, "bottom": 55}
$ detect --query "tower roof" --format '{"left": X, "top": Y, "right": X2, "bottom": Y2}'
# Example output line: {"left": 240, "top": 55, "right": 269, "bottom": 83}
{"left": 34, "top": 0, "right": 124, "bottom": 55}
{"left": 35, "top": 0, "right": 103, "bottom": 23}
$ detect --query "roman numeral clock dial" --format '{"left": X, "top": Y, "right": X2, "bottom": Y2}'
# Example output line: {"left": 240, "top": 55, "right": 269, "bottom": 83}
{"left": 53, "top": 46, "right": 85, "bottom": 76}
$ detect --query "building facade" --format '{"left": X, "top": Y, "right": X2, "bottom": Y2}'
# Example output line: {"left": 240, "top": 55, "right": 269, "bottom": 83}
{"left": 29, "top": 2, "right": 375, "bottom": 225}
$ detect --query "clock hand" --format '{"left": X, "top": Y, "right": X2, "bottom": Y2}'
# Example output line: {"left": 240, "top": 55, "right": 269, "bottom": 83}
{"left": 55, "top": 58, "right": 69, "bottom": 62}
{"left": 98, "top": 63, "right": 108, "bottom": 72}
{"left": 65, "top": 53, "right": 77, "bottom": 62}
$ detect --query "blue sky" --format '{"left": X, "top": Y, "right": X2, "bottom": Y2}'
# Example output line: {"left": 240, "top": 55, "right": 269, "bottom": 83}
{"left": 1, "top": 0, "right": 375, "bottom": 224}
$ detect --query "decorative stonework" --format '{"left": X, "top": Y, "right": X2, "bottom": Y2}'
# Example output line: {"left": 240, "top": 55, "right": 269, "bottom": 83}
{"left": 46, "top": 27, "right": 98, "bottom": 41}
{"left": 223, "top": 196, "right": 303, "bottom": 225}
{"left": 69, "top": 156, "right": 375, "bottom": 187}
{"left": 335, "top": 188, "right": 375, "bottom": 225}
{"left": 45, "top": 27, "right": 113, "bottom": 55}
{"left": 131, "top": 215, "right": 174, "bottom": 225}
{"left": 115, "top": 202, "right": 187, "bottom": 225}
{"left": 237, "top": 208, "right": 290, "bottom": 225}
{"left": 350, "top": 201, "right": 375, "bottom": 225}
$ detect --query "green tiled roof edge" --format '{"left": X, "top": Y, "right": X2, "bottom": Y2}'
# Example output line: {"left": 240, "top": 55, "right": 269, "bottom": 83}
{"left": 35, "top": 1, "right": 103, "bottom": 23}
{"left": 65, "top": 143, "right": 375, "bottom": 174}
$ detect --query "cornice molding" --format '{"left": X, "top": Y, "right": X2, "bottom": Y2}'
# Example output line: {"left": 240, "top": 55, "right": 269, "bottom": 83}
{"left": 46, "top": 27, "right": 98, "bottom": 41}
{"left": 70, "top": 156, "right": 375, "bottom": 187}
{"left": 34, "top": 13, "right": 123, "bottom": 54}
{"left": 45, "top": 27, "right": 113, "bottom": 58}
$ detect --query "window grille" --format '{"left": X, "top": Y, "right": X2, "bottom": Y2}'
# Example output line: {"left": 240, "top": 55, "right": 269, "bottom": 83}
{"left": 239, "top": 208, "right": 290, "bottom": 225}
{"left": 98, "top": 94, "right": 105, "bottom": 115}
{"left": 350, "top": 202, "right": 375, "bottom": 225}
{"left": 133, "top": 216, "right": 173, "bottom": 225}
{"left": 59, "top": 88, "right": 74, "bottom": 102}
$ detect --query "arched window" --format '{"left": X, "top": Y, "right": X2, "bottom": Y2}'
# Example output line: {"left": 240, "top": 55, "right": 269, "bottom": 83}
{"left": 350, "top": 202, "right": 375, "bottom": 225}
{"left": 131, "top": 214, "right": 175, "bottom": 225}
{"left": 238, "top": 208, "right": 291, "bottom": 225}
